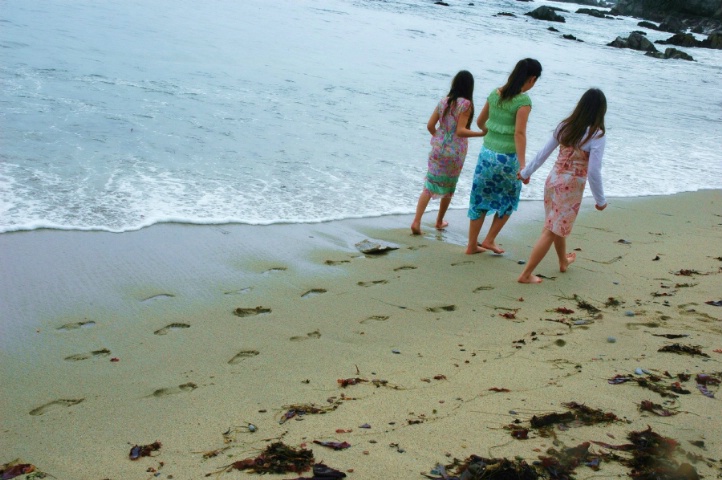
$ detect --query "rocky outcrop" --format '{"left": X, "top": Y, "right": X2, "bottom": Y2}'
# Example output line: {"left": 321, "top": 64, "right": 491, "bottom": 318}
{"left": 704, "top": 30, "right": 722, "bottom": 46}
{"left": 548, "top": 0, "right": 603, "bottom": 5}
{"left": 525, "top": 6, "right": 567, "bottom": 22}
{"left": 645, "top": 47, "right": 695, "bottom": 60}
{"left": 607, "top": 32, "right": 658, "bottom": 51}
{"left": 613, "top": 0, "right": 722, "bottom": 20}
{"left": 577, "top": 8, "right": 615, "bottom": 18}
{"left": 656, "top": 30, "right": 722, "bottom": 48}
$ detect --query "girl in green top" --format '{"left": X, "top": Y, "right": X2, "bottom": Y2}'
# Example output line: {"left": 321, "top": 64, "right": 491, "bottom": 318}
{"left": 465, "top": 58, "right": 542, "bottom": 255}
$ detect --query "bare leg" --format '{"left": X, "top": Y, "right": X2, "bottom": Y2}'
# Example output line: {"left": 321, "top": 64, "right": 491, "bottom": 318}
{"left": 518, "top": 228, "right": 555, "bottom": 284}
{"left": 435, "top": 195, "right": 452, "bottom": 230}
{"left": 480, "top": 214, "right": 510, "bottom": 253}
{"left": 465, "top": 217, "right": 487, "bottom": 254}
{"left": 554, "top": 235, "right": 576, "bottom": 272}
{"left": 411, "top": 190, "right": 431, "bottom": 235}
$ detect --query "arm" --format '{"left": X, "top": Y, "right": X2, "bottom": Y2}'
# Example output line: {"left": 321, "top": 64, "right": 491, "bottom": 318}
{"left": 514, "top": 105, "right": 531, "bottom": 170}
{"left": 519, "top": 132, "right": 559, "bottom": 180}
{"left": 476, "top": 101, "right": 490, "bottom": 135}
{"left": 587, "top": 135, "right": 607, "bottom": 208}
{"left": 427, "top": 108, "right": 440, "bottom": 136}
{"left": 456, "top": 107, "right": 485, "bottom": 138}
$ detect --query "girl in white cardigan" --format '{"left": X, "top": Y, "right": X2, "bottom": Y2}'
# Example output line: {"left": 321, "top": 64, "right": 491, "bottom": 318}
{"left": 517, "top": 88, "right": 608, "bottom": 284}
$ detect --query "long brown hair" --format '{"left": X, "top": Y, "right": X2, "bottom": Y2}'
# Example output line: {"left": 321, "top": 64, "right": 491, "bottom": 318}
{"left": 499, "top": 58, "right": 542, "bottom": 102}
{"left": 442, "top": 70, "right": 475, "bottom": 129}
{"left": 558, "top": 88, "right": 607, "bottom": 147}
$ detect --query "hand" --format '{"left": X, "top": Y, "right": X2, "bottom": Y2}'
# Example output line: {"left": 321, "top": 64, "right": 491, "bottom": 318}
{"left": 595, "top": 203, "right": 607, "bottom": 211}
{"left": 517, "top": 172, "right": 530, "bottom": 185}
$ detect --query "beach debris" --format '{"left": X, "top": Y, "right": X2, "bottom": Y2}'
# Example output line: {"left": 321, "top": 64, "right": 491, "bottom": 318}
{"left": 286, "top": 462, "right": 347, "bottom": 479}
{"left": 608, "top": 372, "right": 696, "bottom": 398}
{"left": 705, "top": 300, "right": 722, "bottom": 306}
{"left": 338, "top": 377, "right": 366, "bottom": 387}
{"left": 553, "top": 307, "right": 574, "bottom": 314}
{"left": 0, "top": 460, "right": 36, "bottom": 480}
{"left": 639, "top": 400, "right": 678, "bottom": 416}
{"left": 607, "top": 336, "right": 616, "bottom": 343}
{"left": 488, "top": 387, "right": 510, "bottom": 392}
{"left": 653, "top": 255, "right": 660, "bottom": 260}
{"left": 129, "top": 441, "right": 161, "bottom": 460}
{"left": 222, "top": 423, "right": 258, "bottom": 443}
{"left": 568, "top": 294, "right": 600, "bottom": 314}
{"left": 592, "top": 426, "right": 699, "bottom": 479}
{"left": 624, "top": 310, "right": 635, "bottom": 317}
{"left": 604, "top": 296, "right": 621, "bottom": 307}
{"left": 198, "top": 446, "right": 231, "bottom": 459}
{"left": 652, "top": 333, "right": 688, "bottom": 339}
{"left": 392, "top": 349, "right": 401, "bottom": 354}
{"left": 499, "top": 311, "right": 516, "bottom": 319}
{"left": 658, "top": 343, "right": 709, "bottom": 357}
{"left": 233, "top": 306, "right": 271, "bottom": 317}
{"left": 354, "top": 239, "right": 398, "bottom": 255}
{"left": 695, "top": 374, "right": 721, "bottom": 398}
{"left": 207, "top": 442, "right": 313, "bottom": 476}
{"left": 313, "top": 440, "right": 351, "bottom": 450}
{"left": 617, "top": 238, "right": 631, "bottom": 244}
{"left": 278, "top": 400, "right": 343, "bottom": 424}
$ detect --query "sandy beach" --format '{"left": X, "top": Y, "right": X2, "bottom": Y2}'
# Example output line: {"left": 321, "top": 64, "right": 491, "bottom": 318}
{"left": 1, "top": 190, "right": 721, "bottom": 479}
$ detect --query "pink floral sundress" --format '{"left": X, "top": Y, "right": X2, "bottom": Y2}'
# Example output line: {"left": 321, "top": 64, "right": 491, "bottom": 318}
{"left": 543, "top": 145, "right": 589, "bottom": 237}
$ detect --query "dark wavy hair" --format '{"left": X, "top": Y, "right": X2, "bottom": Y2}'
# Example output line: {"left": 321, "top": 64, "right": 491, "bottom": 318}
{"left": 557, "top": 88, "right": 607, "bottom": 147}
{"left": 442, "top": 70, "right": 475, "bottom": 129}
{"left": 499, "top": 58, "right": 542, "bottom": 102}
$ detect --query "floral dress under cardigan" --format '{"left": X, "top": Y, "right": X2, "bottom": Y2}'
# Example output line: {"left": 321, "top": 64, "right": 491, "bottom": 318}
{"left": 424, "top": 97, "right": 472, "bottom": 198}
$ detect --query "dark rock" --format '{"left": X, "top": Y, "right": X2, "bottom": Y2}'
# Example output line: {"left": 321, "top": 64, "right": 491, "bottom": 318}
{"left": 495, "top": 11, "right": 516, "bottom": 17}
{"left": 632, "top": 30, "right": 647, "bottom": 35}
{"left": 692, "top": 25, "right": 705, "bottom": 32}
{"left": 645, "top": 47, "right": 695, "bottom": 59}
{"left": 516, "top": 0, "right": 534, "bottom": 2}
{"left": 355, "top": 239, "right": 399, "bottom": 255}
{"left": 548, "top": 26, "right": 560, "bottom": 31}
{"left": 434, "top": 1, "right": 450, "bottom": 6}
{"left": 577, "top": 8, "right": 614, "bottom": 18}
{"left": 562, "top": 34, "right": 584, "bottom": 41}
{"left": 659, "top": 16, "right": 686, "bottom": 32}
{"left": 656, "top": 32, "right": 701, "bottom": 46}
{"left": 614, "top": 0, "right": 722, "bottom": 21}
{"left": 701, "top": 30, "right": 722, "bottom": 47}
{"left": 525, "top": 6, "right": 566, "bottom": 22}
{"left": 549, "top": 0, "right": 602, "bottom": 5}
{"left": 638, "top": 20, "right": 661, "bottom": 30}
{"left": 608, "top": 32, "right": 658, "bottom": 51}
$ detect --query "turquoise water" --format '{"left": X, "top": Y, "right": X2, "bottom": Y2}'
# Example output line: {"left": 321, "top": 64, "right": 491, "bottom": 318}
{"left": 1, "top": 0, "right": 721, "bottom": 232}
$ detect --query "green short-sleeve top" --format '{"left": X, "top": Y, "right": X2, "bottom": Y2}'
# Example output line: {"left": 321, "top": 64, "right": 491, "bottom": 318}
{"left": 483, "top": 89, "right": 532, "bottom": 154}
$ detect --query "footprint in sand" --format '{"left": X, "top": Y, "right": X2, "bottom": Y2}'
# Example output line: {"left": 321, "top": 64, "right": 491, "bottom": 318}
{"left": 426, "top": 305, "right": 457, "bottom": 313}
{"left": 301, "top": 288, "right": 327, "bottom": 298}
{"left": 290, "top": 330, "right": 321, "bottom": 341}
{"left": 325, "top": 259, "right": 350, "bottom": 266}
{"left": 154, "top": 323, "right": 191, "bottom": 335}
{"left": 474, "top": 286, "right": 495, "bottom": 293}
{"left": 150, "top": 382, "right": 198, "bottom": 398}
{"left": 141, "top": 293, "right": 175, "bottom": 303}
{"left": 57, "top": 320, "right": 96, "bottom": 331}
{"left": 393, "top": 265, "right": 417, "bottom": 271}
{"left": 64, "top": 348, "right": 111, "bottom": 361}
{"left": 451, "top": 260, "right": 474, "bottom": 267}
{"left": 357, "top": 280, "right": 388, "bottom": 287}
{"left": 360, "top": 315, "right": 390, "bottom": 324}
{"left": 228, "top": 350, "right": 260, "bottom": 364}
{"left": 262, "top": 267, "right": 287, "bottom": 275}
{"left": 233, "top": 306, "right": 272, "bottom": 317}
{"left": 30, "top": 398, "right": 84, "bottom": 416}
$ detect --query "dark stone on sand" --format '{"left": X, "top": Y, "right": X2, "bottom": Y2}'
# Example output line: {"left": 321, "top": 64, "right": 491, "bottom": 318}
{"left": 434, "top": 1, "right": 450, "bottom": 6}
{"left": 638, "top": 20, "right": 660, "bottom": 29}
{"left": 577, "top": 8, "right": 614, "bottom": 18}
{"left": 496, "top": 11, "right": 516, "bottom": 17}
{"left": 548, "top": 26, "right": 560, "bottom": 32}
{"left": 563, "top": 34, "right": 584, "bottom": 41}
{"left": 656, "top": 32, "right": 701, "bottom": 46}
{"left": 525, "top": 6, "right": 566, "bottom": 22}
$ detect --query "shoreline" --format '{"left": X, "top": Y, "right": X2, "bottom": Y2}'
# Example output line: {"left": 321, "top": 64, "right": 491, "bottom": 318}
{"left": 1, "top": 190, "right": 721, "bottom": 478}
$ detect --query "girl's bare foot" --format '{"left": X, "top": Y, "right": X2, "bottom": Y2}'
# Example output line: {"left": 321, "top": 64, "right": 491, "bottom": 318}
{"left": 435, "top": 220, "right": 449, "bottom": 230}
{"left": 465, "top": 244, "right": 487, "bottom": 255}
{"left": 480, "top": 242, "right": 504, "bottom": 254}
{"left": 560, "top": 252, "right": 576, "bottom": 272}
{"left": 518, "top": 274, "right": 543, "bottom": 284}
{"left": 411, "top": 222, "right": 422, "bottom": 235}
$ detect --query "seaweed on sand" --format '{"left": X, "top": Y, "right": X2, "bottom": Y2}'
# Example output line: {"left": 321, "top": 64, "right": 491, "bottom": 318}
{"left": 658, "top": 344, "right": 709, "bottom": 357}
{"left": 279, "top": 399, "right": 343, "bottom": 424}
{"left": 207, "top": 442, "right": 313, "bottom": 476}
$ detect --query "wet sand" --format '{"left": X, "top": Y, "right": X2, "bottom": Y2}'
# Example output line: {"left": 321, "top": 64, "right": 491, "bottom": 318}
{"left": 1, "top": 190, "right": 721, "bottom": 478}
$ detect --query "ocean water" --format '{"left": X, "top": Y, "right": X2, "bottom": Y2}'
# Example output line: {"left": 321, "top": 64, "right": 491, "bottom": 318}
{"left": 1, "top": 0, "right": 721, "bottom": 233}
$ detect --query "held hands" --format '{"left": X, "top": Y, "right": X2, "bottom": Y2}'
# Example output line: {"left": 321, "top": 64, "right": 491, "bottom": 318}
{"left": 595, "top": 203, "right": 607, "bottom": 211}
{"left": 516, "top": 171, "right": 530, "bottom": 185}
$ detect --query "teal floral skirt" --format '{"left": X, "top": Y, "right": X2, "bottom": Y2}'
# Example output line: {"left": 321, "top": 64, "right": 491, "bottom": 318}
{"left": 467, "top": 146, "right": 522, "bottom": 220}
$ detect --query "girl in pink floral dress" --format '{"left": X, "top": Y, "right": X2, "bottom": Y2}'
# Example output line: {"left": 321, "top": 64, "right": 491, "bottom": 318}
{"left": 517, "top": 88, "right": 608, "bottom": 284}
{"left": 411, "top": 70, "right": 486, "bottom": 235}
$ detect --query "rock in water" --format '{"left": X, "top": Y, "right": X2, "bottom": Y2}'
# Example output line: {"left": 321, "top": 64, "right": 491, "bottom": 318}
{"left": 355, "top": 239, "right": 399, "bottom": 254}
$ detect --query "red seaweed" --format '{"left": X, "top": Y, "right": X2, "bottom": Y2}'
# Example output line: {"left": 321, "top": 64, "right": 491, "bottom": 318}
{"left": 1, "top": 463, "right": 36, "bottom": 480}
{"left": 639, "top": 400, "right": 677, "bottom": 416}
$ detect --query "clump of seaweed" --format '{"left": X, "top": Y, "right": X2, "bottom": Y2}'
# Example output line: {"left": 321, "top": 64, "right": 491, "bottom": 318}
{"left": 658, "top": 343, "right": 709, "bottom": 357}
{"left": 572, "top": 294, "right": 600, "bottom": 314}
{"left": 278, "top": 400, "right": 342, "bottom": 424}
{"left": 207, "top": 442, "right": 313, "bottom": 476}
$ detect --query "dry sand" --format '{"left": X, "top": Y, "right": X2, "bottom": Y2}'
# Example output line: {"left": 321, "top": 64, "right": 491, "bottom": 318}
{"left": 1, "top": 190, "right": 721, "bottom": 479}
